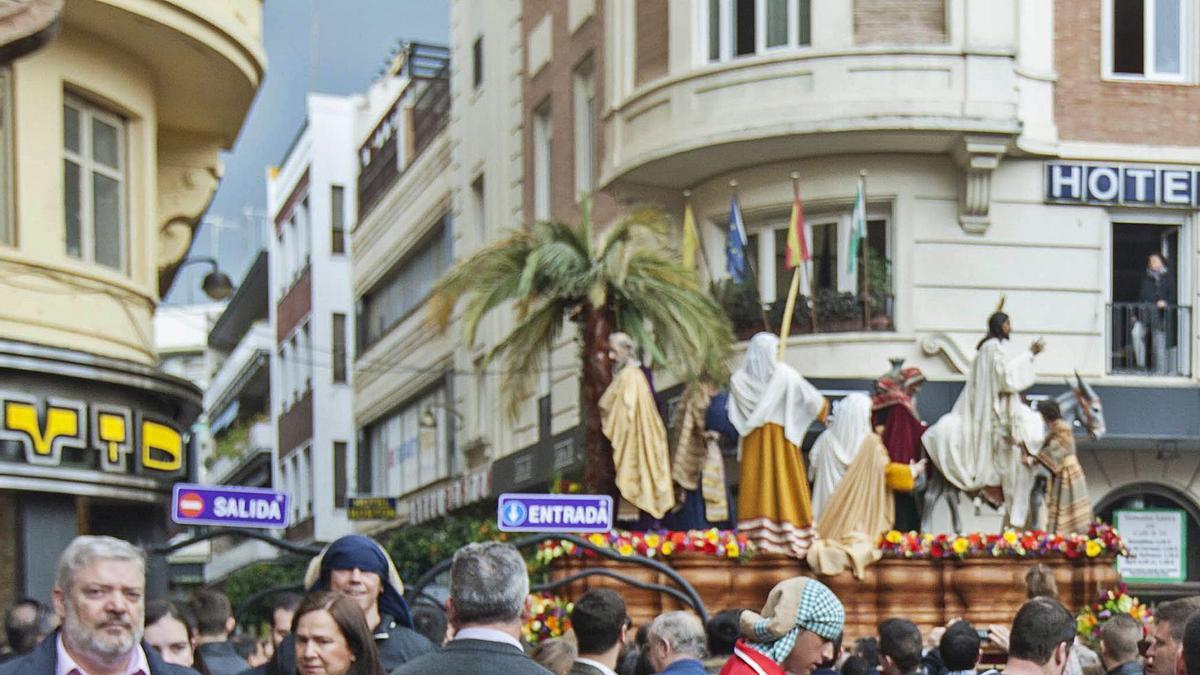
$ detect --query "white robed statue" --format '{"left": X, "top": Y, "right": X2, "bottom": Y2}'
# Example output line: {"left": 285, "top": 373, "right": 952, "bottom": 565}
{"left": 922, "top": 307, "right": 1046, "bottom": 528}
{"left": 809, "top": 393, "right": 872, "bottom": 521}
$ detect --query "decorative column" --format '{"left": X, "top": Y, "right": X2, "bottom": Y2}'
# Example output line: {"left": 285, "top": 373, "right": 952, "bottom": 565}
{"left": 953, "top": 135, "right": 1009, "bottom": 234}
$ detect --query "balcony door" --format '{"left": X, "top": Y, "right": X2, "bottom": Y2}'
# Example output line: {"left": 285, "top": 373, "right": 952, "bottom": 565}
{"left": 1110, "top": 220, "right": 1190, "bottom": 375}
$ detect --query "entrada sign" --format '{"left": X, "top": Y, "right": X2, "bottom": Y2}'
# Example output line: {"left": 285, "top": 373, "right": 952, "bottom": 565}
{"left": 1046, "top": 162, "right": 1200, "bottom": 207}
{"left": 497, "top": 493, "right": 613, "bottom": 533}
{"left": 0, "top": 392, "right": 185, "bottom": 476}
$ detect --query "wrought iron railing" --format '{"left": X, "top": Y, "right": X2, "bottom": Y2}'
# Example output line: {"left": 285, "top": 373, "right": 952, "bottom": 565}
{"left": 1108, "top": 302, "right": 1192, "bottom": 376}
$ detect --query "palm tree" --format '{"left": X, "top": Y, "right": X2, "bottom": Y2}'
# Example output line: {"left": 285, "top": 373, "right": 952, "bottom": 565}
{"left": 428, "top": 202, "right": 734, "bottom": 497}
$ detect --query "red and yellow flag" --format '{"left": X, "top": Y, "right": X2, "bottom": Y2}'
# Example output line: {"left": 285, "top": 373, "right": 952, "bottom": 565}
{"left": 784, "top": 184, "right": 809, "bottom": 268}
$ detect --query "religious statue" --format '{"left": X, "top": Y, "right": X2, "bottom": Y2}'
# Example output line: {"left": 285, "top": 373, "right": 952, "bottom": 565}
{"left": 663, "top": 381, "right": 731, "bottom": 531}
{"left": 807, "top": 393, "right": 924, "bottom": 578}
{"left": 872, "top": 365, "right": 928, "bottom": 532}
{"left": 599, "top": 332, "right": 674, "bottom": 520}
{"left": 1030, "top": 399, "right": 1093, "bottom": 533}
{"left": 922, "top": 303, "right": 1046, "bottom": 529}
{"left": 727, "top": 332, "right": 828, "bottom": 558}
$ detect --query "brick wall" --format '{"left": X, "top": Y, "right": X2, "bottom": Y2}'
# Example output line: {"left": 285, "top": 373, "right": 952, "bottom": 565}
{"left": 276, "top": 265, "right": 312, "bottom": 342}
{"left": 635, "top": 1, "right": 669, "bottom": 86}
{"left": 1055, "top": 0, "right": 1200, "bottom": 145}
{"left": 522, "top": 0, "right": 619, "bottom": 226}
{"left": 854, "top": 0, "right": 945, "bottom": 45}
{"left": 278, "top": 389, "right": 314, "bottom": 454}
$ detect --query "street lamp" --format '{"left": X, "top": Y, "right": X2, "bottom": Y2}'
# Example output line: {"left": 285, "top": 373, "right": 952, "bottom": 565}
{"left": 419, "top": 401, "right": 464, "bottom": 429}
{"left": 178, "top": 256, "right": 235, "bottom": 300}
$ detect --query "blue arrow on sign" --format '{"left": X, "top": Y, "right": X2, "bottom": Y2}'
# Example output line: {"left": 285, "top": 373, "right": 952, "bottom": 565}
{"left": 496, "top": 493, "right": 613, "bottom": 534}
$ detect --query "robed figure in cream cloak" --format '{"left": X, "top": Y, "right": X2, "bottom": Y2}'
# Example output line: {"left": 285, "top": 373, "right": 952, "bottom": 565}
{"left": 599, "top": 332, "right": 674, "bottom": 520}
{"left": 809, "top": 393, "right": 872, "bottom": 521}
{"left": 808, "top": 393, "right": 922, "bottom": 578}
{"left": 728, "top": 333, "right": 828, "bottom": 558}
{"left": 922, "top": 311, "right": 1046, "bottom": 528}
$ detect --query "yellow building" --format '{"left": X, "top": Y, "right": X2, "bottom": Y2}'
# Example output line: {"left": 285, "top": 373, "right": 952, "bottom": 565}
{"left": 0, "top": 0, "right": 264, "bottom": 605}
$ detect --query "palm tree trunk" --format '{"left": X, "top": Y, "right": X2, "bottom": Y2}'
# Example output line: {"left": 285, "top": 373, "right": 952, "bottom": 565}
{"left": 580, "top": 302, "right": 617, "bottom": 499}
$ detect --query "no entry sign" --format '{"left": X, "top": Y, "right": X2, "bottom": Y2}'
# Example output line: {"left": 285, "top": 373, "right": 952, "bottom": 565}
{"left": 497, "top": 493, "right": 613, "bottom": 533}
{"left": 171, "top": 483, "right": 290, "bottom": 529}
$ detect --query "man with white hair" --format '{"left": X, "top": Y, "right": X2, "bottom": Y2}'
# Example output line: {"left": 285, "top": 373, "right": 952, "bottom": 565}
{"left": 647, "top": 611, "right": 709, "bottom": 674}
{"left": 394, "top": 542, "right": 551, "bottom": 675}
{"left": 0, "top": 534, "right": 196, "bottom": 674}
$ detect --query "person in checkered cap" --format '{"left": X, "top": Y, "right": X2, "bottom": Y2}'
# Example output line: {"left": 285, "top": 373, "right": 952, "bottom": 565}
{"left": 718, "top": 577, "right": 844, "bottom": 675}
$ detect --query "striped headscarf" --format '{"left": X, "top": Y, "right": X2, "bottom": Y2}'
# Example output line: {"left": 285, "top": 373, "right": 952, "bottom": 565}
{"left": 741, "top": 577, "right": 844, "bottom": 664}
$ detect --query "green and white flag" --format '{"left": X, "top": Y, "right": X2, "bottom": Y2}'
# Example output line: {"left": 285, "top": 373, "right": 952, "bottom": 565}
{"left": 847, "top": 177, "right": 867, "bottom": 276}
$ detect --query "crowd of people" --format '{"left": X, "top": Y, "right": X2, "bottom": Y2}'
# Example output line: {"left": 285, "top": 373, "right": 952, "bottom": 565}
{"left": 1, "top": 532, "right": 1198, "bottom": 675}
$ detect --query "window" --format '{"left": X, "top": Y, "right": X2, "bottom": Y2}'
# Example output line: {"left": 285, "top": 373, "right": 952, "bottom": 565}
{"left": 705, "top": 0, "right": 812, "bottom": 63}
{"left": 332, "top": 313, "right": 347, "bottom": 383}
{"left": 330, "top": 185, "right": 345, "bottom": 254}
{"left": 278, "top": 196, "right": 311, "bottom": 292}
{"left": 532, "top": 101, "right": 552, "bottom": 221}
{"left": 1108, "top": 0, "right": 1190, "bottom": 80}
{"left": 333, "top": 441, "right": 347, "bottom": 508}
{"left": 301, "top": 323, "right": 312, "bottom": 391}
{"left": 1109, "top": 220, "right": 1190, "bottom": 375}
{"left": 63, "top": 96, "right": 126, "bottom": 270}
{"left": 360, "top": 386, "right": 450, "bottom": 497}
{"left": 0, "top": 70, "right": 11, "bottom": 245}
{"left": 573, "top": 57, "right": 596, "bottom": 200}
{"left": 473, "top": 36, "right": 484, "bottom": 89}
{"left": 472, "top": 174, "right": 486, "bottom": 244}
{"left": 278, "top": 343, "right": 291, "bottom": 413}
{"left": 355, "top": 430, "right": 372, "bottom": 495}
{"left": 359, "top": 218, "right": 451, "bottom": 348}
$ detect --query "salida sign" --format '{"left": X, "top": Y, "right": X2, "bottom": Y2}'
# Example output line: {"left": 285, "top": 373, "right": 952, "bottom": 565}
{"left": 172, "top": 484, "right": 290, "bottom": 529}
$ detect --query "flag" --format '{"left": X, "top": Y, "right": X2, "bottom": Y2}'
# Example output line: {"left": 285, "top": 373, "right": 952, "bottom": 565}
{"left": 681, "top": 201, "right": 699, "bottom": 271}
{"left": 725, "top": 195, "right": 748, "bottom": 283}
{"left": 785, "top": 185, "right": 809, "bottom": 269}
{"left": 847, "top": 177, "right": 866, "bottom": 276}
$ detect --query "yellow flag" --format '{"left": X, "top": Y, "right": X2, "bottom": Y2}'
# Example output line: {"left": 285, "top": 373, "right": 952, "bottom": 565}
{"left": 681, "top": 201, "right": 698, "bottom": 271}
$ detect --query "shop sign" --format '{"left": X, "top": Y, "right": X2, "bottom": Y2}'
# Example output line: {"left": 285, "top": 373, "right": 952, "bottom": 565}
{"left": 1115, "top": 509, "right": 1187, "bottom": 583}
{"left": 0, "top": 392, "right": 184, "bottom": 477}
{"left": 497, "top": 493, "right": 613, "bottom": 533}
{"left": 172, "top": 483, "right": 290, "bottom": 529}
{"left": 1046, "top": 162, "right": 1200, "bottom": 207}
{"left": 347, "top": 497, "right": 398, "bottom": 521}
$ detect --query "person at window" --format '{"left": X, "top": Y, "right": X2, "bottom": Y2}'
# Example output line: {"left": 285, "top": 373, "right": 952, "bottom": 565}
{"left": 807, "top": 393, "right": 924, "bottom": 579}
{"left": 922, "top": 304, "right": 1046, "bottom": 529}
{"left": 1133, "top": 253, "right": 1177, "bottom": 374}
{"left": 599, "top": 332, "right": 674, "bottom": 522}
{"left": 727, "top": 333, "right": 829, "bottom": 559}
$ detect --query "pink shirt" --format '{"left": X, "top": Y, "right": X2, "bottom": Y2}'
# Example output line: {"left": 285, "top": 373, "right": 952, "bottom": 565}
{"left": 56, "top": 634, "right": 149, "bottom": 675}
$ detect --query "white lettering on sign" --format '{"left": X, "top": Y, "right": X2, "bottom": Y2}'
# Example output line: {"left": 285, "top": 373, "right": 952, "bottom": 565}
{"left": 1116, "top": 510, "right": 1187, "bottom": 582}
{"left": 1046, "top": 162, "right": 1200, "bottom": 207}
{"left": 213, "top": 496, "right": 284, "bottom": 522}
{"left": 528, "top": 504, "right": 607, "bottom": 525}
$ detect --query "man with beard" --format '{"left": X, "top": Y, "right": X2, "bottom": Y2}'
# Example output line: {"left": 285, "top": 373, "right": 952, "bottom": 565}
{"left": 0, "top": 535, "right": 195, "bottom": 674}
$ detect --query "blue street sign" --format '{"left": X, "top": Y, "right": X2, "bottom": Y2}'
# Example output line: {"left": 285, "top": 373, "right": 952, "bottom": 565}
{"left": 171, "top": 483, "right": 290, "bottom": 529}
{"left": 497, "top": 493, "right": 613, "bottom": 533}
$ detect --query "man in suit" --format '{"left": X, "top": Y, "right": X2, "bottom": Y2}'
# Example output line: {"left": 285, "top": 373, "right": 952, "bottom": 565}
{"left": 569, "top": 589, "right": 629, "bottom": 675}
{"left": 646, "top": 611, "right": 708, "bottom": 675}
{"left": 394, "top": 541, "right": 552, "bottom": 675}
{"left": 190, "top": 589, "right": 249, "bottom": 674}
{"left": 0, "top": 535, "right": 196, "bottom": 675}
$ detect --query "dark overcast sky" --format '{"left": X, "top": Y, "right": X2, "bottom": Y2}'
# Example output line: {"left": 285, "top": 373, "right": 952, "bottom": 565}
{"left": 166, "top": 0, "right": 450, "bottom": 304}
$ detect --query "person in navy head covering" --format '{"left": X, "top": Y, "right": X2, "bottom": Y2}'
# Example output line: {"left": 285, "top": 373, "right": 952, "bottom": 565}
{"left": 261, "top": 535, "right": 435, "bottom": 675}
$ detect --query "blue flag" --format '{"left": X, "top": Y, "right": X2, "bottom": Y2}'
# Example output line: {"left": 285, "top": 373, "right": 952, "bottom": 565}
{"left": 725, "top": 196, "right": 748, "bottom": 283}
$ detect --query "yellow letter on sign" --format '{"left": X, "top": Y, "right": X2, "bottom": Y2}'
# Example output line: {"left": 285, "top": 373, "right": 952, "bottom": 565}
{"left": 141, "top": 420, "right": 182, "bottom": 472}
{"left": 4, "top": 399, "right": 83, "bottom": 465}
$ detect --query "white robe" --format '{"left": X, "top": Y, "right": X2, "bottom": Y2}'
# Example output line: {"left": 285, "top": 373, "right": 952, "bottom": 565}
{"left": 923, "top": 337, "right": 1045, "bottom": 526}
{"left": 728, "top": 333, "right": 826, "bottom": 449}
{"left": 810, "top": 393, "right": 872, "bottom": 520}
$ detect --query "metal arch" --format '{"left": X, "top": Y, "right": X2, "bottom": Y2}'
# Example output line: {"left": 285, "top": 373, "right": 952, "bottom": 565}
{"left": 532, "top": 568, "right": 698, "bottom": 613}
{"left": 145, "top": 528, "right": 326, "bottom": 557}
{"left": 405, "top": 533, "right": 709, "bottom": 623}
{"left": 232, "top": 582, "right": 305, "bottom": 624}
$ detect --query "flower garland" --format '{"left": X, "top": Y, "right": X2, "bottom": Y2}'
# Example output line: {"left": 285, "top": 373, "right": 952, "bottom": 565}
{"left": 536, "top": 528, "right": 754, "bottom": 566}
{"left": 1076, "top": 584, "right": 1152, "bottom": 647}
{"left": 878, "top": 522, "right": 1128, "bottom": 560}
{"left": 522, "top": 592, "right": 573, "bottom": 643}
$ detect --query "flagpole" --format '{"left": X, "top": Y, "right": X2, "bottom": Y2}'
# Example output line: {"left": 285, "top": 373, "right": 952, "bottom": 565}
{"left": 795, "top": 172, "right": 819, "bottom": 334}
{"left": 860, "top": 169, "right": 870, "bottom": 330}
{"left": 684, "top": 189, "right": 717, "bottom": 295}
{"left": 777, "top": 173, "right": 806, "bottom": 361}
{"left": 730, "top": 179, "right": 772, "bottom": 332}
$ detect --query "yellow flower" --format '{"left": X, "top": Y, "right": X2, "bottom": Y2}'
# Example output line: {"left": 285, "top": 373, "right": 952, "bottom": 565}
{"left": 704, "top": 529, "right": 719, "bottom": 543}
{"left": 589, "top": 533, "right": 606, "bottom": 547}
{"left": 1086, "top": 540, "right": 1103, "bottom": 558}
{"left": 885, "top": 530, "right": 903, "bottom": 544}
{"left": 661, "top": 540, "right": 676, "bottom": 556}
{"left": 1003, "top": 531, "right": 1018, "bottom": 544}
{"left": 618, "top": 542, "right": 634, "bottom": 556}
{"left": 645, "top": 533, "right": 662, "bottom": 549}
{"left": 952, "top": 537, "right": 969, "bottom": 554}
{"left": 725, "top": 542, "right": 740, "bottom": 558}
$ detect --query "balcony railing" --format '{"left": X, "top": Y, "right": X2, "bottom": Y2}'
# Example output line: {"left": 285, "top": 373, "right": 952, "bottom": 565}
{"left": 717, "top": 279, "right": 894, "bottom": 339}
{"left": 1109, "top": 303, "right": 1192, "bottom": 376}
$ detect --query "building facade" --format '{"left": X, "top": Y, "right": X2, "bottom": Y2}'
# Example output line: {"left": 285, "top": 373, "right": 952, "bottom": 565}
{"left": 267, "top": 93, "right": 360, "bottom": 544}
{"left": 0, "top": 0, "right": 264, "bottom": 606}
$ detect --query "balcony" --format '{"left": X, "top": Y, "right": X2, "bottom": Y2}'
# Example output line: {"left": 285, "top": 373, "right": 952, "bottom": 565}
{"left": 717, "top": 278, "right": 893, "bottom": 340}
{"left": 204, "top": 321, "right": 272, "bottom": 416}
{"left": 206, "top": 418, "right": 272, "bottom": 486}
{"left": 603, "top": 48, "right": 1020, "bottom": 191}
{"left": 1109, "top": 303, "right": 1193, "bottom": 377}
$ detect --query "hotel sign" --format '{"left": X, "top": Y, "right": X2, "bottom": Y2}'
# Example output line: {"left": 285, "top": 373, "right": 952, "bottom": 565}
{"left": 1046, "top": 162, "right": 1200, "bottom": 207}
{"left": 0, "top": 392, "right": 185, "bottom": 478}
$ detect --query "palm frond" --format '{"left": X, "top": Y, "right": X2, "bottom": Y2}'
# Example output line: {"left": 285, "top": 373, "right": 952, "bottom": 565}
{"left": 428, "top": 232, "right": 532, "bottom": 334}
{"left": 597, "top": 206, "right": 670, "bottom": 263}
{"left": 481, "top": 299, "right": 568, "bottom": 420}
